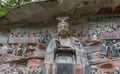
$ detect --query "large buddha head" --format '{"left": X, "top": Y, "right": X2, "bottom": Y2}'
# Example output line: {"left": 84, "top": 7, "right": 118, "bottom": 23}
{"left": 57, "top": 17, "right": 70, "bottom": 39}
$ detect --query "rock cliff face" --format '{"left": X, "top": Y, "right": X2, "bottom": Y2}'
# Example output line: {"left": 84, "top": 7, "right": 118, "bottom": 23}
{"left": 0, "top": 0, "right": 120, "bottom": 32}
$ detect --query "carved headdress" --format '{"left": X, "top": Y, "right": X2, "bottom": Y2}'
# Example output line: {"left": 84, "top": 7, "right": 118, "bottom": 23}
{"left": 56, "top": 16, "right": 70, "bottom": 26}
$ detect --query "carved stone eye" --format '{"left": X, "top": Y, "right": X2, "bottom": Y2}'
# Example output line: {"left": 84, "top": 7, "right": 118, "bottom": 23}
{"left": 9, "top": 63, "right": 16, "bottom": 67}
{"left": 74, "top": 40, "right": 80, "bottom": 44}
{"left": 75, "top": 40, "right": 79, "bottom": 42}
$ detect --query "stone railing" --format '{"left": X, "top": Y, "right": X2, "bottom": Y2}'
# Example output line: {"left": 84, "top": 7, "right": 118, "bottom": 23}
{"left": 9, "top": 37, "right": 37, "bottom": 43}
{"left": 101, "top": 30, "right": 120, "bottom": 39}
{"left": 0, "top": 37, "right": 8, "bottom": 44}
{"left": 0, "top": 37, "right": 41, "bottom": 44}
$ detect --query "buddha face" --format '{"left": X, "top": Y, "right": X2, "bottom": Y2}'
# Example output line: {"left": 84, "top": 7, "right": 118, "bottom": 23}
{"left": 58, "top": 22, "right": 70, "bottom": 38}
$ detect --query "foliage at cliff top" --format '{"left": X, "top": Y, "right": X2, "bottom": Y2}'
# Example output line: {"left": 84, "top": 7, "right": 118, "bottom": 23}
{"left": 0, "top": 0, "right": 64, "bottom": 18}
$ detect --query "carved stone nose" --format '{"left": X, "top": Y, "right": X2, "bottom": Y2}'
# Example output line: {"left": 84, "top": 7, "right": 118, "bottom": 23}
{"left": 61, "top": 27, "right": 64, "bottom": 30}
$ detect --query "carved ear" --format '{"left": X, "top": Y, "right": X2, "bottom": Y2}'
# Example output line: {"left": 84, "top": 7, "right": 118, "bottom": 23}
{"left": 74, "top": 40, "right": 80, "bottom": 44}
